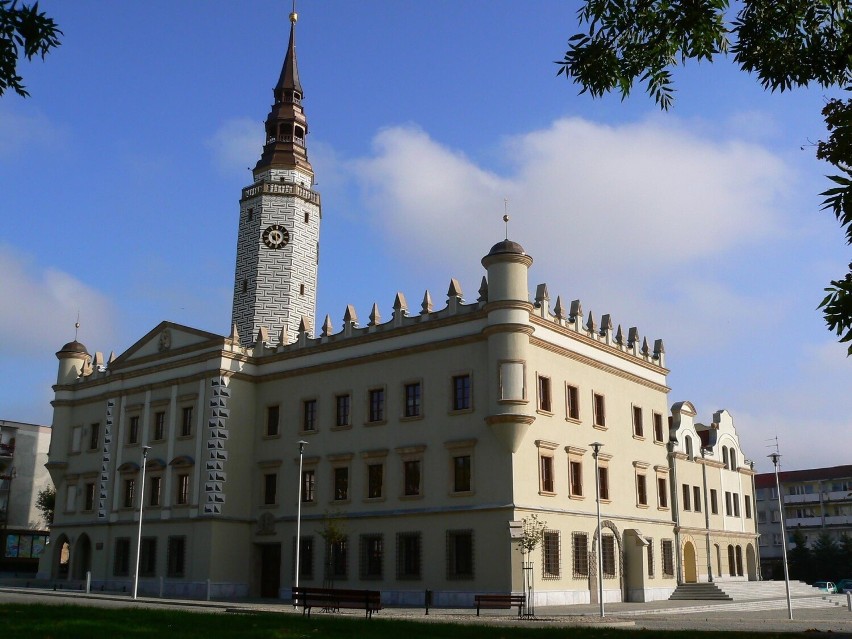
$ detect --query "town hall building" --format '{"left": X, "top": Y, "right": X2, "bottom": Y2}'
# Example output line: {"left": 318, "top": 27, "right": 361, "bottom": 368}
{"left": 39, "top": 11, "right": 758, "bottom": 605}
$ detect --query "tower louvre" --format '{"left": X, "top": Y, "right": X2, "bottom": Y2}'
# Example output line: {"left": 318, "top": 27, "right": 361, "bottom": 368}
{"left": 231, "top": 10, "right": 321, "bottom": 346}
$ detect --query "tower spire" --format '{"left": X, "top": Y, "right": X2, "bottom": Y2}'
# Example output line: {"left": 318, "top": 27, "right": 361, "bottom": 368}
{"left": 254, "top": 7, "right": 312, "bottom": 176}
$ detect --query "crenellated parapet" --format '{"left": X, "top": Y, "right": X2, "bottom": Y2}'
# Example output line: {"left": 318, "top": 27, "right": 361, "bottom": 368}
{"left": 533, "top": 283, "right": 666, "bottom": 369}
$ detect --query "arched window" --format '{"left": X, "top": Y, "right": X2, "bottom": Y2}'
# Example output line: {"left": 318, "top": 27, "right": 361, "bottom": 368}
{"left": 722, "top": 446, "right": 729, "bottom": 469}
{"left": 730, "top": 449, "right": 738, "bottom": 469}
{"left": 727, "top": 545, "right": 736, "bottom": 577}
{"left": 735, "top": 546, "right": 744, "bottom": 576}
{"left": 684, "top": 435, "right": 693, "bottom": 458}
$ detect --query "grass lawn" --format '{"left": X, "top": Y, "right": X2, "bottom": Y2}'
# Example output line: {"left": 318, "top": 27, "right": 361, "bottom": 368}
{"left": 0, "top": 603, "right": 815, "bottom": 638}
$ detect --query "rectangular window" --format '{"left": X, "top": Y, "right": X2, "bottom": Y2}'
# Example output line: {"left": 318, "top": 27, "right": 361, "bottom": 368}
{"left": 758, "top": 510, "right": 767, "bottom": 524}
{"left": 153, "top": 411, "right": 165, "bottom": 441}
{"left": 646, "top": 538, "right": 654, "bottom": 577}
{"left": 176, "top": 474, "right": 190, "bottom": 505}
{"left": 662, "top": 539, "right": 675, "bottom": 577}
{"left": 303, "top": 399, "right": 317, "bottom": 431}
{"left": 598, "top": 466, "right": 609, "bottom": 500}
{"left": 566, "top": 384, "right": 580, "bottom": 420}
{"left": 71, "top": 425, "right": 82, "bottom": 453}
{"left": 368, "top": 388, "right": 385, "bottom": 422}
{"left": 294, "top": 536, "right": 313, "bottom": 579}
{"left": 404, "top": 382, "right": 421, "bottom": 417}
{"left": 569, "top": 460, "right": 583, "bottom": 497}
{"left": 538, "top": 375, "right": 552, "bottom": 412}
{"left": 264, "top": 473, "right": 277, "bottom": 505}
{"left": 167, "top": 536, "right": 186, "bottom": 577}
{"left": 403, "top": 460, "right": 421, "bottom": 496}
{"left": 335, "top": 394, "right": 351, "bottom": 428}
{"left": 542, "top": 530, "right": 560, "bottom": 579}
{"left": 266, "top": 405, "right": 279, "bottom": 436}
{"left": 140, "top": 537, "right": 157, "bottom": 577}
{"left": 657, "top": 477, "right": 668, "bottom": 508}
{"left": 653, "top": 412, "right": 664, "bottom": 442}
{"left": 114, "top": 537, "right": 131, "bottom": 576}
{"left": 602, "top": 535, "right": 616, "bottom": 578}
{"left": 149, "top": 476, "right": 161, "bottom": 507}
{"left": 367, "top": 463, "right": 383, "bottom": 499}
{"left": 446, "top": 530, "right": 474, "bottom": 580}
{"left": 694, "top": 486, "right": 702, "bottom": 513}
{"left": 593, "top": 393, "right": 606, "bottom": 427}
{"left": 637, "top": 474, "right": 648, "bottom": 506}
{"left": 123, "top": 478, "right": 135, "bottom": 508}
{"left": 572, "top": 532, "right": 589, "bottom": 577}
{"left": 128, "top": 416, "right": 139, "bottom": 444}
{"left": 725, "top": 491, "right": 732, "bottom": 516}
{"left": 301, "top": 469, "right": 315, "bottom": 502}
{"left": 452, "top": 374, "right": 471, "bottom": 411}
{"left": 711, "top": 489, "right": 719, "bottom": 514}
{"left": 65, "top": 484, "right": 77, "bottom": 511}
{"left": 89, "top": 423, "right": 100, "bottom": 450}
{"left": 733, "top": 493, "right": 741, "bottom": 517}
{"left": 181, "top": 406, "right": 193, "bottom": 437}
{"left": 745, "top": 495, "right": 752, "bottom": 519}
{"left": 84, "top": 482, "right": 95, "bottom": 511}
{"left": 359, "top": 534, "right": 383, "bottom": 580}
{"left": 453, "top": 455, "right": 471, "bottom": 493}
{"left": 327, "top": 537, "right": 348, "bottom": 580}
{"left": 540, "top": 455, "right": 554, "bottom": 493}
{"left": 682, "top": 483, "right": 692, "bottom": 511}
{"left": 396, "top": 532, "right": 422, "bottom": 580}
{"left": 334, "top": 467, "right": 349, "bottom": 501}
{"left": 633, "top": 405, "right": 644, "bottom": 437}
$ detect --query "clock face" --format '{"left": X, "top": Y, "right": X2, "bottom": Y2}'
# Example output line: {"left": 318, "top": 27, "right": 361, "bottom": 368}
{"left": 262, "top": 224, "right": 290, "bottom": 249}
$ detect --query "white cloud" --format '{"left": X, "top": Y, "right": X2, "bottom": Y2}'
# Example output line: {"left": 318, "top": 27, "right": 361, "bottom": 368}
{"left": 206, "top": 118, "right": 261, "bottom": 176}
{"left": 0, "top": 106, "right": 67, "bottom": 160}
{"left": 0, "top": 246, "right": 118, "bottom": 355}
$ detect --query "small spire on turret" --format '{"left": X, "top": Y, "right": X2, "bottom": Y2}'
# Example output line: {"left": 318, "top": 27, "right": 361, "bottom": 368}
{"left": 393, "top": 292, "right": 408, "bottom": 316}
{"left": 585, "top": 311, "right": 597, "bottom": 334}
{"left": 322, "top": 314, "right": 334, "bottom": 337}
{"left": 615, "top": 324, "right": 624, "bottom": 345}
{"left": 553, "top": 295, "right": 566, "bottom": 320}
{"left": 477, "top": 276, "right": 489, "bottom": 304}
{"left": 369, "top": 302, "right": 381, "bottom": 327}
{"left": 278, "top": 325, "right": 289, "bottom": 347}
{"left": 447, "top": 278, "right": 463, "bottom": 300}
{"left": 421, "top": 290, "right": 433, "bottom": 315}
{"left": 628, "top": 327, "right": 640, "bottom": 349}
{"left": 569, "top": 299, "right": 582, "bottom": 322}
{"left": 343, "top": 304, "right": 358, "bottom": 326}
{"left": 641, "top": 337, "right": 650, "bottom": 356}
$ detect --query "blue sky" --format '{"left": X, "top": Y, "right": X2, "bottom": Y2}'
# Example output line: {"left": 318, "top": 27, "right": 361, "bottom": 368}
{"left": 1, "top": 1, "right": 849, "bottom": 473}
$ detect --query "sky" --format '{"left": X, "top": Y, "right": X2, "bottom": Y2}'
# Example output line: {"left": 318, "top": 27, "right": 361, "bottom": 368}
{"left": 1, "top": 1, "right": 849, "bottom": 474}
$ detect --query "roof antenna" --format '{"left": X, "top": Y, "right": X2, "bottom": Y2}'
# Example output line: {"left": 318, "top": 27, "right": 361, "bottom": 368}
{"left": 765, "top": 435, "right": 780, "bottom": 455}
{"left": 503, "top": 198, "right": 509, "bottom": 240}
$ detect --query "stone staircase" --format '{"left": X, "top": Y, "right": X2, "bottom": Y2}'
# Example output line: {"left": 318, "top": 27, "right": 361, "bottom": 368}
{"left": 670, "top": 580, "right": 827, "bottom": 601}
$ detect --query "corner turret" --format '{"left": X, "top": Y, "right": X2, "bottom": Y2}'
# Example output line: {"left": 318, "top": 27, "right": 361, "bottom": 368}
{"left": 55, "top": 340, "right": 89, "bottom": 385}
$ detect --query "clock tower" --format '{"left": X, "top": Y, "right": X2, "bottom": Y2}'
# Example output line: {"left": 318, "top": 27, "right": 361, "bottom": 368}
{"left": 231, "top": 10, "right": 321, "bottom": 346}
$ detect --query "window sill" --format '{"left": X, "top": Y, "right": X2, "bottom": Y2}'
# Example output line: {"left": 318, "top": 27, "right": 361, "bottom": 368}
{"left": 176, "top": 434, "right": 194, "bottom": 441}
{"left": 364, "top": 420, "right": 387, "bottom": 427}
{"left": 331, "top": 498, "right": 351, "bottom": 505}
{"left": 539, "top": 490, "right": 556, "bottom": 497}
{"left": 260, "top": 503, "right": 277, "bottom": 509}
{"left": 536, "top": 408, "right": 554, "bottom": 417}
{"left": 568, "top": 494, "right": 585, "bottom": 501}
{"left": 400, "top": 415, "right": 424, "bottom": 422}
{"left": 633, "top": 434, "right": 645, "bottom": 441}
{"left": 653, "top": 439, "right": 665, "bottom": 446}
{"left": 448, "top": 407, "right": 473, "bottom": 416}
{"left": 592, "top": 424, "right": 607, "bottom": 431}
{"left": 450, "top": 490, "right": 474, "bottom": 498}
{"left": 657, "top": 506, "right": 670, "bottom": 512}
{"left": 565, "top": 416, "right": 581, "bottom": 425}
{"left": 263, "top": 433, "right": 281, "bottom": 440}
{"left": 298, "top": 429, "right": 319, "bottom": 436}
{"left": 331, "top": 424, "right": 352, "bottom": 432}
{"left": 400, "top": 493, "right": 424, "bottom": 501}
{"left": 637, "top": 503, "right": 649, "bottom": 509}
{"left": 363, "top": 496, "right": 386, "bottom": 503}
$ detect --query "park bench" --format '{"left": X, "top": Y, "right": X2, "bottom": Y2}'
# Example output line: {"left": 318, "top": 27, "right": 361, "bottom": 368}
{"left": 292, "top": 586, "right": 382, "bottom": 619}
{"left": 474, "top": 593, "right": 526, "bottom": 617}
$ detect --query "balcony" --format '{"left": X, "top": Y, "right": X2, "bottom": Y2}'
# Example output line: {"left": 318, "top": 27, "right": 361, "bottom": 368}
{"left": 241, "top": 180, "right": 321, "bottom": 205}
{"left": 824, "top": 515, "right": 852, "bottom": 526}
{"left": 0, "top": 442, "right": 14, "bottom": 457}
{"left": 786, "top": 516, "right": 822, "bottom": 527}
{"left": 783, "top": 492, "right": 820, "bottom": 504}
{"left": 825, "top": 490, "right": 852, "bottom": 503}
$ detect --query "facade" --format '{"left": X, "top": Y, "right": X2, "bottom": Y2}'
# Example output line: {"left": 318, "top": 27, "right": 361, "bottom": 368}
{"left": 1, "top": 419, "right": 52, "bottom": 574}
{"left": 755, "top": 465, "right": 852, "bottom": 579}
{"left": 38, "top": 13, "right": 758, "bottom": 603}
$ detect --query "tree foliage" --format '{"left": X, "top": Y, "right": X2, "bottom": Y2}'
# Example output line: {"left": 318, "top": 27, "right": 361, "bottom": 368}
{"left": 0, "top": 0, "right": 61, "bottom": 97}
{"left": 518, "top": 513, "right": 548, "bottom": 554}
{"left": 35, "top": 484, "right": 54, "bottom": 526}
{"left": 557, "top": 0, "right": 852, "bottom": 353}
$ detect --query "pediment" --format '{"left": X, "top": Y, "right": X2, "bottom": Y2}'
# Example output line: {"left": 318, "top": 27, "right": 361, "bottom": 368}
{"left": 111, "top": 321, "right": 224, "bottom": 366}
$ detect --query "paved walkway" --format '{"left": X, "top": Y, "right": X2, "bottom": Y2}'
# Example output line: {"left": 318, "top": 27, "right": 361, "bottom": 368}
{"left": 1, "top": 586, "right": 851, "bottom": 635}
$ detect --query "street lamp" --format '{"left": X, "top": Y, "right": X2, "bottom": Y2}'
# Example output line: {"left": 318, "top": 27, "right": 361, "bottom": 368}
{"left": 590, "top": 442, "right": 604, "bottom": 618}
{"left": 700, "top": 447, "right": 713, "bottom": 582}
{"left": 132, "top": 445, "right": 151, "bottom": 600}
{"left": 769, "top": 452, "right": 793, "bottom": 620}
{"left": 294, "top": 440, "right": 308, "bottom": 599}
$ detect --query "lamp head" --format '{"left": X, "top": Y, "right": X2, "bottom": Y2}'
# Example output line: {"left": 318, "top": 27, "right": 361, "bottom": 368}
{"left": 298, "top": 440, "right": 308, "bottom": 452}
{"left": 768, "top": 452, "right": 781, "bottom": 467}
{"left": 589, "top": 441, "right": 603, "bottom": 455}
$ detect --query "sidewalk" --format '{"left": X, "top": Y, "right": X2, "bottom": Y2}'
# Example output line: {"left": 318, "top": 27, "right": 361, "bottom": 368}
{"left": 1, "top": 586, "right": 851, "bottom": 635}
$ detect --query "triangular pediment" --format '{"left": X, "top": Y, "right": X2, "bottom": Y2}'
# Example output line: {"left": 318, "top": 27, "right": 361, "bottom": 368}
{"left": 111, "top": 321, "right": 224, "bottom": 366}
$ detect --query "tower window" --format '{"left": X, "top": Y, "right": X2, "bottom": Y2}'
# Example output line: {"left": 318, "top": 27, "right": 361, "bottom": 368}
{"left": 300, "top": 284, "right": 305, "bottom": 295}
{"left": 304, "top": 211, "right": 309, "bottom": 224}
{"left": 247, "top": 207, "right": 254, "bottom": 222}
{"left": 242, "top": 279, "right": 247, "bottom": 294}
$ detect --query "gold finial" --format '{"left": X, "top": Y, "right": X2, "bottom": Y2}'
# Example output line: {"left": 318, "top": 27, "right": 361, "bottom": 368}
{"left": 74, "top": 311, "right": 80, "bottom": 340}
{"left": 290, "top": 0, "right": 297, "bottom": 23}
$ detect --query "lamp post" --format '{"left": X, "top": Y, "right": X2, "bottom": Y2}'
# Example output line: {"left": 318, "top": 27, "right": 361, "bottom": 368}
{"left": 769, "top": 452, "right": 793, "bottom": 620}
{"left": 132, "top": 445, "right": 151, "bottom": 600}
{"left": 590, "top": 442, "right": 604, "bottom": 618}
{"left": 700, "top": 447, "right": 713, "bottom": 582}
{"left": 294, "top": 440, "right": 308, "bottom": 599}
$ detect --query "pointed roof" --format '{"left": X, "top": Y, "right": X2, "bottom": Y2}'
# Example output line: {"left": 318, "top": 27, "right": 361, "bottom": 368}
{"left": 275, "top": 13, "right": 303, "bottom": 97}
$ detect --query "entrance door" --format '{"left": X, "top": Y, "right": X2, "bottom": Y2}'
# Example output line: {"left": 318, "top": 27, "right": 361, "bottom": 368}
{"left": 259, "top": 543, "right": 281, "bottom": 598}
{"left": 683, "top": 541, "right": 697, "bottom": 583}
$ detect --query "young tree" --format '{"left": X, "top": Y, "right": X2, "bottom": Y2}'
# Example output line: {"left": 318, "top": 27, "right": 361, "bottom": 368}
{"left": 557, "top": 0, "right": 852, "bottom": 352}
{"left": 318, "top": 512, "right": 347, "bottom": 588}
{"left": 812, "top": 531, "right": 840, "bottom": 580}
{"left": 0, "top": 0, "right": 62, "bottom": 97}
{"left": 35, "top": 484, "right": 54, "bottom": 527}
{"left": 787, "top": 528, "right": 813, "bottom": 582}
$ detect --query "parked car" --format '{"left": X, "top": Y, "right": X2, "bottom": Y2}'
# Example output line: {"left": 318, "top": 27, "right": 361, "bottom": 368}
{"left": 813, "top": 581, "right": 837, "bottom": 594}
{"left": 835, "top": 579, "right": 852, "bottom": 593}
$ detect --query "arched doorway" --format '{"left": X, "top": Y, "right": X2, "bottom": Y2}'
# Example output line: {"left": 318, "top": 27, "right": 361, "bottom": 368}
{"left": 683, "top": 541, "right": 698, "bottom": 583}
{"left": 735, "top": 545, "right": 744, "bottom": 577}
{"left": 590, "top": 519, "right": 625, "bottom": 603}
{"left": 727, "top": 545, "right": 736, "bottom": 577}
{"left": 714, "top": 544, "right": 721, "bottom": 577}
{"left": 72, "top": 534, "right": 92, "bottom": 579}
{"left": 54, "top": 535, "right": 71, "bottom": 579}
{"left": 746, "top": 544, "right": 757, "bottom": 580}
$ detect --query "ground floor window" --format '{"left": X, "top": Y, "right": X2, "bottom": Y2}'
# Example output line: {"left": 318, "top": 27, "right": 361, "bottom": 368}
{"left": 446, "top": 530, "right": 474, "bottom": 580}
{"left": 326, "top": 537, "right": 348, "bottom": 581}
{"left": 542, "top": 530, "right": 560, "bottom": 579}
{"left": 396, "top": 532, "right": 422, "bottom": 580}
{"left": 359, "top": 534, "right": 383, "bottom": 580}
{"left": 167, "top": 536, "right": 186, "bottom": 578}
{"left": 140, "top": 537, "right": 157, "bottom": 577}
{"left": 662, "top": 539, "right": 674, "bottom": 578}
{"left": 113, "top": 537, "right": 130, "bottom": 576}
{"left": 572, "top": 532, "right": 588, "bottom": 578}
{"left": 601, "top": 535, "right": 616, "bottom": 578}
{"left": 292, "top": 536, "right": 313, "bottom": 579}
